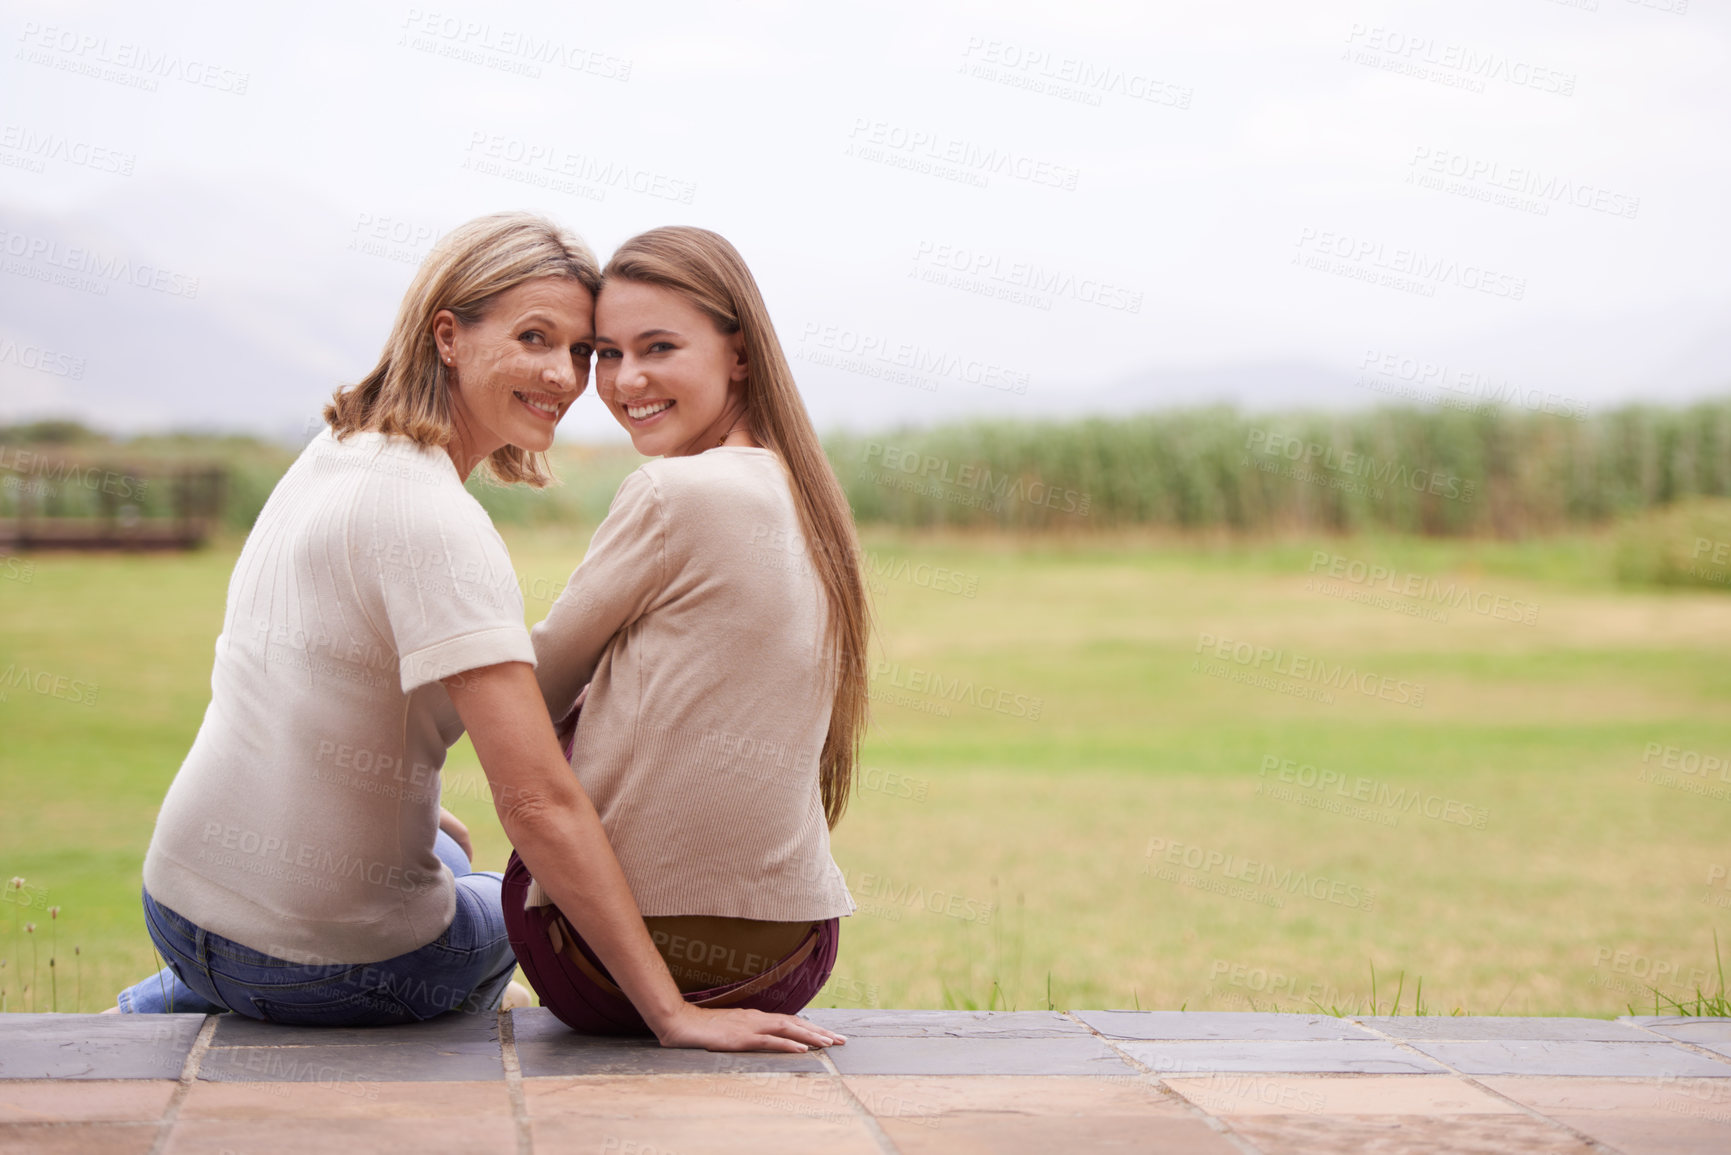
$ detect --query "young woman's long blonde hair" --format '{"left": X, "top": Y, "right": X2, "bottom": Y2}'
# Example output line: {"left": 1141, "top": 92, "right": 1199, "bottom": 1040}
{"left": 325, "top": 212, "right": 602, "bottom": 487}
{"left": 604, "top": 227, "right": 870, "bottom": 829}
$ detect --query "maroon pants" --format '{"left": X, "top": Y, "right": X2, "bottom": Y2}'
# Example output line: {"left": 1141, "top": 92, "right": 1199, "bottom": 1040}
{"left": 501, "top": 851, "right": 839, "bottom": 1035}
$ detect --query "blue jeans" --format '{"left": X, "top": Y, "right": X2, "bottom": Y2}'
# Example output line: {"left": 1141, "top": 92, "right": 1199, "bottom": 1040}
{"left": 117, "top": 832, "right": 516, "bottom": 1023}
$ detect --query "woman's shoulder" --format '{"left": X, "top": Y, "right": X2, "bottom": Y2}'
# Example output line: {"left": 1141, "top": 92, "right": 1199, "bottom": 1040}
{"left": 297, "top": 428, "right": 500, "bottom": 547}
{"left": 625, "top": 449, "right": 793, "bottom": 546}
{"left": 638, "top": 448, "right": 784, "bottom": 498}
{"left": 302, "top": 428, "right": 463, "bottom": 491}
{"left": 301, "top": 429, "right": 485, "bottom": 514}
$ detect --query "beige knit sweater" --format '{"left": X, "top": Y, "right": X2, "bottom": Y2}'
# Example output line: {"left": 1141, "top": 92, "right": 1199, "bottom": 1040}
{"left": 143, "top": 431, "right": 537, "bottom": 964}
{"left": 528, "top": 448, "right": 856, "bottom": 921}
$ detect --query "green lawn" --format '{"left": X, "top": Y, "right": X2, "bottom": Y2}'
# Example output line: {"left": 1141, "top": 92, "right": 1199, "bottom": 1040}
{"left": 3, "top": 523, "right": 1728, "bottom": 1016}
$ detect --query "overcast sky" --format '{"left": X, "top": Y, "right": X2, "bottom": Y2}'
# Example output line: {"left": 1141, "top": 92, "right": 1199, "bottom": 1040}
{"left": 1, "top": 0, "right": 1726, "bottom": 444}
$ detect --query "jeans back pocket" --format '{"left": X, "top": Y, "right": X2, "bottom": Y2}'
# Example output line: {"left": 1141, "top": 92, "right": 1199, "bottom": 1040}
{"left": 249, "top": 983, "right": 421, "bottom": 1027}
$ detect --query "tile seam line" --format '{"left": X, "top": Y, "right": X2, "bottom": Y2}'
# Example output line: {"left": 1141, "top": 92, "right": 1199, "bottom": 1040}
{"left": 1060, "top": 1009, "right": 1269, "bottom": 1155}
{"left": 205, "top": 1045, "right": 501, "bottom": 1052}
{"left": 816, "top": 1046, "right": 903, "bottom": 1155}
{"left": 1622, "top": 1018, "right": 1731, "bottom": 1066}
{"left": 512, "top": 1071, "right": 834, "bottom": 1080}
{"left": 499, "top": 1009, "right": 532, "bottom": 1155}
{"left": 145, "top": 1012, "right": 218, "bottom": 1155}
{"left": 1345, "top": 1017, "right": 1630, "bottom": 1155}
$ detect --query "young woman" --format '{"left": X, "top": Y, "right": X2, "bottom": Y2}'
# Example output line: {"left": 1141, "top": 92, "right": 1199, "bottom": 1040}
{"left": 113, "top": 213, "right": 841, "bottom": 1052}
{"left": 506, "top": 226, "right": 871, "bottom": 1034}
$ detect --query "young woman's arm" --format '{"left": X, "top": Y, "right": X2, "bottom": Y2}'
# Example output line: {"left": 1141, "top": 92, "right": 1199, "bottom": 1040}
{"left": 531, "top": 470, "right": 663, "bottom": 720}
{"left": 444, "top": 659, "right": 843, "bottom": 1053}
{"left": 438, "top": 807, "right": 474, "bottom": 861}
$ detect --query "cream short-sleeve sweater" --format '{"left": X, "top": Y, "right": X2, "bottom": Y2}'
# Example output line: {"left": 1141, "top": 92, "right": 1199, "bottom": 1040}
{"left": 529, "top": 447, "right": 856, "bottom": 922}
{"left": 141, "top": 430, "right": 536, "bottom": 964}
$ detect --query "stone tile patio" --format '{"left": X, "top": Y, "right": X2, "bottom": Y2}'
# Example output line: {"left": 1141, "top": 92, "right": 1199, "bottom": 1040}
{"left": 2, "top": 1010, "right": 1728, "bottom": 1152}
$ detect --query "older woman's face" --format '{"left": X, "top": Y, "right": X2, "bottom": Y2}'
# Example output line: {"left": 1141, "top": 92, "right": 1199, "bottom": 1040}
{"left": 434, "top": 276, "right": 595, "bottom": 458}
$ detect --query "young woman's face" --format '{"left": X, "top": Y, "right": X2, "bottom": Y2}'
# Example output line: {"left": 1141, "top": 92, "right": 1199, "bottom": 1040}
{"left": 594, "top": 279, "right": 748, "bottom": 458}
{"left": 434, "top": 276, "right": 595, "bottom": 461}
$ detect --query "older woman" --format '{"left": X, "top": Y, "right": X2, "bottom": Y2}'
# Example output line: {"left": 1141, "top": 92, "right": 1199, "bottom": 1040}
{"left": 112, "top": 213, "right": 841, "bottom": 1053}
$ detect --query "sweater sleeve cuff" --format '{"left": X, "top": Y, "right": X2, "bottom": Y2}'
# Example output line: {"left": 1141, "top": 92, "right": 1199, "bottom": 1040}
{"left": 400, "top": 626, "right": 537, "bottom": 694}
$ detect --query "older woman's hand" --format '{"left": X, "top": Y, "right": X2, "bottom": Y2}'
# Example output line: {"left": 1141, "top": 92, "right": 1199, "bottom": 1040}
{"left": 438, "top": 807, "right": 475, "bottom": 863}
{"left": 655, "top": 1004, "right": 846, "bottom": 1053}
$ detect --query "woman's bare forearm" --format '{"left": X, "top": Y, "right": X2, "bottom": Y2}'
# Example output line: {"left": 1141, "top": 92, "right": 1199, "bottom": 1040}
{"left": 497, "top": 777, "right": 841, "bottom": 1051}
{"left": 497, "top": 774, "right": 689, "bottom": 1033}
{"left": 443, "top": 662, "right": 688, "bottom": 1035}
{"left": 445, "top": 661, "right": 841, "bottom": 1052}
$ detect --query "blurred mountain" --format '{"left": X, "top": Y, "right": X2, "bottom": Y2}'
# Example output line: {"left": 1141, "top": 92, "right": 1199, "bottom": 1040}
{"left": 0, "top": 185, "right": 408, "bottom": 442}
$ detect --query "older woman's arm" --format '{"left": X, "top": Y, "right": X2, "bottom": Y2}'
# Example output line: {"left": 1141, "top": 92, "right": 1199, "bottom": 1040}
{"left": 443, "top": 659, "right": 843, "bottom": 1054}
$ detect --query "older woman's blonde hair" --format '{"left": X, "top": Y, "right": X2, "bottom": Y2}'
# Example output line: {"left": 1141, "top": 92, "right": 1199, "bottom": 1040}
{"left": 324, "top": 212, "right": 602, "bottom": 487}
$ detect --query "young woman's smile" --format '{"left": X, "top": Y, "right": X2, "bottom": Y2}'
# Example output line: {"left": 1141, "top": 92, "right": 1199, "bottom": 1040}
{"left": 594, "top": 279, "right": 751, "bottom": 457}
{"left": 623, "top": 398, "right": 675, "bottom": 424}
